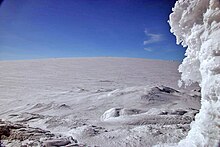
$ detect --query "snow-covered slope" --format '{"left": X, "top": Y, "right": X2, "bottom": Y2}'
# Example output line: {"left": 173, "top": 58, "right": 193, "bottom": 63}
{"left": 169, "top": 0, "right": 220, "bottom": 146}
{"left": 0, "top": 58, "right": 200, "bottom": 146}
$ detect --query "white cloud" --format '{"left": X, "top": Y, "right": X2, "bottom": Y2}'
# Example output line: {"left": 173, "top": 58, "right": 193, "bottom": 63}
{"left": 144, "top": 48, "right": 153, "bottom": 52}
{"left": 143, "top": 29, "right": 163, "bottom": 45}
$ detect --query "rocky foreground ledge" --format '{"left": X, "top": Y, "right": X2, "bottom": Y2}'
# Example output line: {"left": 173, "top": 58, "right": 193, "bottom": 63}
{"left": 0, "top": 119, "right": 84, "bottom": 147}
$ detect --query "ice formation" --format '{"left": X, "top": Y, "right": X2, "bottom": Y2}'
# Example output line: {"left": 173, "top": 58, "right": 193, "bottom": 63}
{"left": 169, "top": 0, "right": 220, "bottom": 146}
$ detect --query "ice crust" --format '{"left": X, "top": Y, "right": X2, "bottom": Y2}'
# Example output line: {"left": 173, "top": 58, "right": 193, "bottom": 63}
{"left": 169, "top": 0, "right": 220, "bottom": 146}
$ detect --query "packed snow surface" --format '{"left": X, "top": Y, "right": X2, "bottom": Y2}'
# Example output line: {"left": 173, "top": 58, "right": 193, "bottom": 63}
{"left": 0, "top": 58, "right": 200, "bottom": 146}
{"left": 169, "top": 0, "right": 220, "bottom": 146}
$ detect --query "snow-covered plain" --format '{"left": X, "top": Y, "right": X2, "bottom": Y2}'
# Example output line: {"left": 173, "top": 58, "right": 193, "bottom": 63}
{"left": 0, "top": 58, "right": 200, "bottom": 146}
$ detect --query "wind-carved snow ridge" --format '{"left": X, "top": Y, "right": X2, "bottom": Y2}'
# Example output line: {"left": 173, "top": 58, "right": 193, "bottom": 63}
{"left": 169, "top": 0, "right": 220, "bottom": 146}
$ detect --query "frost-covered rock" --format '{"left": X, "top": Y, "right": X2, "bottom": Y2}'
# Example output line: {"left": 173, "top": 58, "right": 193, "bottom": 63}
{"left": 100, "top": 108, "right": 143, "bottom": 121}
{"left": 100, "top": 108, "right": 122, "bottom": 121}
{"left": 169, "top": 0, "right": 220, "bottom": 146}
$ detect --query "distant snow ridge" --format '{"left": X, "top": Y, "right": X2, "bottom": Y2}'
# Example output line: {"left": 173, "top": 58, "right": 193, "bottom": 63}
{"left": 169, "top": 0, "right": 220, "bottom": 146}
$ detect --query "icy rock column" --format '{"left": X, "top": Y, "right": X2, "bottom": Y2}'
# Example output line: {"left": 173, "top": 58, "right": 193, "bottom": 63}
{"left": 169, "top": 0, "right": 220, "bottom": 146}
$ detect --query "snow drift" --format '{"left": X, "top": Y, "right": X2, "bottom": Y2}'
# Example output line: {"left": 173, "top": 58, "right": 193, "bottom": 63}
{"left": 169, "top": 0, "right": 220, "bottom": 146}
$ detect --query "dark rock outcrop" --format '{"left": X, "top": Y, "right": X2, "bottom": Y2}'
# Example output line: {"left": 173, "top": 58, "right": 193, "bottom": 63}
{"left": 0, "top": 119, "right": 83, "bottom": 147}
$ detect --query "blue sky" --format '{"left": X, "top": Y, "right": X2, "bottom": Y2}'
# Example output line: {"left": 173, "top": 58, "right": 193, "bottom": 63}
{"left": 0, "top": 0, "right": 185, "bottom": 61}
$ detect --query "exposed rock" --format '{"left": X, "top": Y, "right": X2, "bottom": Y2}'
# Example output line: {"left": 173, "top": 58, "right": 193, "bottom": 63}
{"left": 140, "top": 86, "right": 180, "bottom": 102}
{"left": 0, "top": 124, "right": 10, "bottom": 139}
{"left": 158, "top": 85, "right": 180, "bottom": 93}
{"left": 42, "top": 139, "right": 71, "bottom": 147}
{"left": 0, "top": 119, "right": 83, "bottom": 147}
{"left": 58, "top": 104, "right": 71, "bottom": 109}
{"left": 170, "top": 110, "right": 188, "bottom": 116}
{"left": 16, "top": 113, "right": 45, "bottom": 123}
